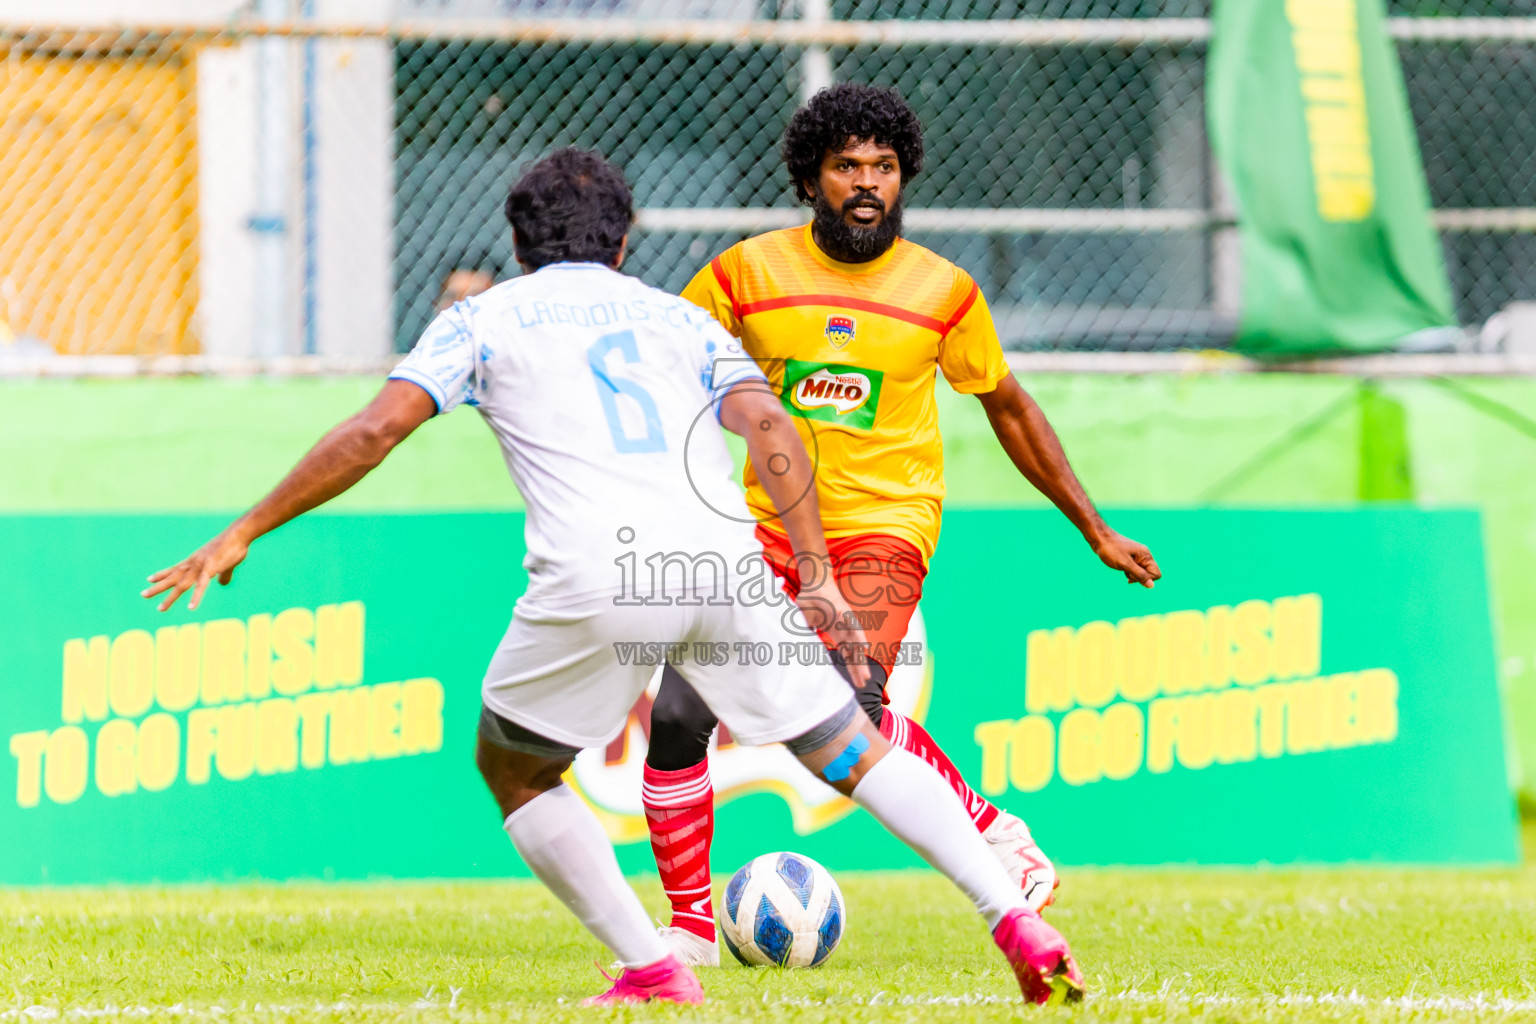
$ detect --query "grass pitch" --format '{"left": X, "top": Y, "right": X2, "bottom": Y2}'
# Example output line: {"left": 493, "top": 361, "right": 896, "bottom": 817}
{"left": 5, "top": 850, "right": 1536, "bottom": 1024}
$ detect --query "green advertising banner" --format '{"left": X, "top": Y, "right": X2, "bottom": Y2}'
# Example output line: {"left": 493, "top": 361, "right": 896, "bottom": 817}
{"left": 1208, "top": 0, "right": 1456, "bottom": 354}
{"left": 0, "top": 509, "right": 1516, "bottom": 884}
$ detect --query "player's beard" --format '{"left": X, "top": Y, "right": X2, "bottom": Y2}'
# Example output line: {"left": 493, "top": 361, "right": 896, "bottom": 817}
{"left": 811, "top": 192, "right": 904, "bottom": 263}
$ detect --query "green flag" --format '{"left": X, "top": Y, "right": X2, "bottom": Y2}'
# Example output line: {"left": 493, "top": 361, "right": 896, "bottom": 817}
{"left": 1208, "top": 0, "right": 1456, "bottom": 355}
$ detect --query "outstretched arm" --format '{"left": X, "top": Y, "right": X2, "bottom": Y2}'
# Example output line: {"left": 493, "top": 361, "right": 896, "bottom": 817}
{"left": 718, "top": 380, "right": 870, "bottom": 686}
{"left": 143, "top": 380, "right": 438, "bottom": 611}
{"left": 976, "top": 375, "right": 1161, "bottom": 587}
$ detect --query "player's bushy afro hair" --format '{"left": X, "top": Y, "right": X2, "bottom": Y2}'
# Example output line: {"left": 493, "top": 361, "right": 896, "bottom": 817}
{"left": 781, "top": 83, "right": 925, "bottom": 204}
{"left": 505, "top": 148, "right": 634, "bottom": 270}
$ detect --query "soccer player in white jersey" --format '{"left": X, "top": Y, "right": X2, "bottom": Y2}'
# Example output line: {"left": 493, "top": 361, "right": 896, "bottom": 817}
{"left": 143, "top": 149, "right": 1083, "bottom": 1006}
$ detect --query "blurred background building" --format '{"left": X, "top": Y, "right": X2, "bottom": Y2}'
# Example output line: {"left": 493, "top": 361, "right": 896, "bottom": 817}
{"left": 3, "top": 1, "right": 1533, "bottom": 360}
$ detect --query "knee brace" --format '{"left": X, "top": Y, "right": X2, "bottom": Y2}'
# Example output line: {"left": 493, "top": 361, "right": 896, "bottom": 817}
{"left": 645, "top": 664, "right": 719, "bottom": 771}
{"left": 831, "top": 656, "right": 889, "bottom": 730}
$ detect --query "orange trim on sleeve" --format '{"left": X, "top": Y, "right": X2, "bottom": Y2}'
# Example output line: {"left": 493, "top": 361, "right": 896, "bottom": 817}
{"left": 737, "top": 293, "right": 947, "bottom": 334}
{"left": 943, "top": 281, "right": 981, "bottom": 337}
{"left": 710, "top": 257, "right": 738, "bottom": 317}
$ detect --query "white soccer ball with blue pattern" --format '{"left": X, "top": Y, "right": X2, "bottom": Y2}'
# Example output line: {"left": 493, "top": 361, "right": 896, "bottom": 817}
{"left": 717, "top": 852, "right": 845, "bottom": 968}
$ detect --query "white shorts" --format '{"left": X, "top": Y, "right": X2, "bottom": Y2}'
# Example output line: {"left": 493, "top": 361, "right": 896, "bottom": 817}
{"left": 480, "top": 592, "right": 854, "bottom": 751}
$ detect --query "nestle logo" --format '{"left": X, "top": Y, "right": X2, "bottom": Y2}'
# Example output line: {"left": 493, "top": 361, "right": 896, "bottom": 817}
{"left": 793, "top": 368, "right": 871, "bottom": 414}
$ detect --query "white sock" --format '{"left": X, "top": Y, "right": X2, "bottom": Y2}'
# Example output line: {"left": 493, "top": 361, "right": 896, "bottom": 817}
{"left": 503, "top": 785, "right": 669, "bottom": 968}
{"left": 851, "top": 747, "right": 1027, "bottom": 929}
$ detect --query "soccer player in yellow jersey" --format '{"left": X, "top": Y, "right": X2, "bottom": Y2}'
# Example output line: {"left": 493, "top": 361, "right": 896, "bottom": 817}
{"left": 641, "top": 84, "right": 1162, "bottom": 968}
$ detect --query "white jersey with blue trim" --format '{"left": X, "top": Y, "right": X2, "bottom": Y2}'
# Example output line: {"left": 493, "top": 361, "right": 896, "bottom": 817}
{"left": 391, "top": 262, "right": 768, "bottom": 613}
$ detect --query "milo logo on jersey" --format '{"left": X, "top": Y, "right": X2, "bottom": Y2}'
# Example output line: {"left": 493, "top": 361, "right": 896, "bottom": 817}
{"left": 782, "top": 359, "right": 884, "bottom": 430}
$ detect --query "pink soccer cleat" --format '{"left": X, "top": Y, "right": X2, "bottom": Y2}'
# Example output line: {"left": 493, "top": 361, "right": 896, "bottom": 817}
{"left": 581, "top": 954, "right": 704, "bottom": 1006}
{"left": 992, "top": 907, "right": 1085, "bottom": 1006}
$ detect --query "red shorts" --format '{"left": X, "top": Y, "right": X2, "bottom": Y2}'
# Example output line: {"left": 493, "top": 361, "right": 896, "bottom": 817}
{"left": 754, "top": 526, "right": 928, "bottom": 680}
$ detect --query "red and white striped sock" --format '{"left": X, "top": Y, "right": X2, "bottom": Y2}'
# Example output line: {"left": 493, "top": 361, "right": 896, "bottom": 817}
{"left": 641, "top": 760, "right": 716, "bottom": 943}
{"left": 880, "top": 711, "right": 1000, "bottom": 833}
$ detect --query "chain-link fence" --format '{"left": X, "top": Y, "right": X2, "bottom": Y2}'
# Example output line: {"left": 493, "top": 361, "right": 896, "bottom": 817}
{"left": 1, "top": 7, "right": 1534, "bottom": 360}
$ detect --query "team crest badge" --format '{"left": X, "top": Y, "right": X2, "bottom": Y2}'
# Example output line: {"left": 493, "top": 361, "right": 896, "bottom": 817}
{"left": 825, "top": 314, "right": 856, "bottom": 350}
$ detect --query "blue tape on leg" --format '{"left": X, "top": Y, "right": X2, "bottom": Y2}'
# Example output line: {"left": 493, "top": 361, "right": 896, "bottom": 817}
{"left": 820, "top": 733, "right": 870, "bottom": 782}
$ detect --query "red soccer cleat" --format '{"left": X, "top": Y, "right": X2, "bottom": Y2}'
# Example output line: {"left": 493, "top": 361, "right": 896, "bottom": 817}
{"left": 581, "top": 953, "right": 705, "bottom": 1006}
{"left": 992, "top": 907, "right": 1085, "bottom": 1006}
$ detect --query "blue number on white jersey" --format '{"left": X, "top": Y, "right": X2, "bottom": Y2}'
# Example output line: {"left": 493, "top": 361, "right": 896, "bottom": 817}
{"left": 586, "top": 329, "right": 667, "bottom": 454}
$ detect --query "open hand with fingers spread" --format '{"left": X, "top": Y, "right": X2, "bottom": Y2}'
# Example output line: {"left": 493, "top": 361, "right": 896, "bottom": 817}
{"left": 142, "top": 525, "right": 252, "bottom": 612}
{"left": 1090, "top": 528, "right": 1162, "bottom": 588}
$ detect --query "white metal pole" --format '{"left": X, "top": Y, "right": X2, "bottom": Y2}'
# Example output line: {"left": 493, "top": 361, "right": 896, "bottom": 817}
{"left": 800, "top": 0, "right": 833, "bottom": 104}
{"left": 252, "top": 0, "right": 293, "bottom": 358}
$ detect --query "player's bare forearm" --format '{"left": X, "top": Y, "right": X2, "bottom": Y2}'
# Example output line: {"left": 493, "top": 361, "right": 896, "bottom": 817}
{"left": 227, "top": 423, "right": 379, "bottom": 540}
{"left": 719, "top": 381, "right": 871, "bottom": 682}
{"left": 142, "top": 380, "right": 437, "bottom": 611}
{"left": 719, "top": 382, "right": 829, "bottom": 562}
{"left": 977, "top": 376, "right": 1104, "bottom": 538}
{"left": 233, "top": 385, "right": 430, "bottom": 541}
{"left": 977, "top": 375, "right": 1162, "bottom": 587}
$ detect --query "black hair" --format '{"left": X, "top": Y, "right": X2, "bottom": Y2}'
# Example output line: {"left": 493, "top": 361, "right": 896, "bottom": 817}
{"left": 504, "top": 148, "right": 634, "bottom": 270}
{"left": 781, "top": 83, "right": 926, "bottom": 204}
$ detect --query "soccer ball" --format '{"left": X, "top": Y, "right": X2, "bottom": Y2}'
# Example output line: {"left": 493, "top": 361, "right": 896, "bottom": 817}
{"left": 717, "top": 852, "right": 845, "bottom": 968}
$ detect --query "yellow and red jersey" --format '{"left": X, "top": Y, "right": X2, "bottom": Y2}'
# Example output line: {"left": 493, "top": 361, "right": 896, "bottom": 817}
{"left": 681, "top": 223, "right": 1009, "bottom": 561}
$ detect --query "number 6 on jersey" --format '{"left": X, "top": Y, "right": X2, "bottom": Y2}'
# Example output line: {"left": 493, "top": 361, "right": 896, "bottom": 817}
{"left": 587, "top": 329, "right": 667, "bottom": 454}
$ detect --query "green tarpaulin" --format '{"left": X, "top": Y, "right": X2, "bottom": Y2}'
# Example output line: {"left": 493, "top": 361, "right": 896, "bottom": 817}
{"left": 1209, "top": 0, "right": 1456, "bottom": 354}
